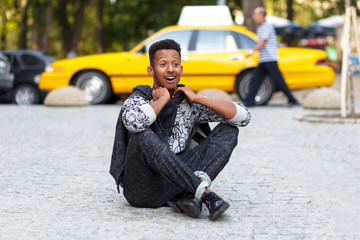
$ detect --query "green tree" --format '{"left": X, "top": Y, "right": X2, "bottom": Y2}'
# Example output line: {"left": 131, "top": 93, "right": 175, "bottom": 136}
{"left": 103, "top": 0, "right": 216, "bottom": 52}
{"left": 242, "top": 0, "right": 264, "bottom": 32}
{"left": 4, "top": 0, "right": 355, "bottom": 60}
{"left": 55, "top": 0, "right": 90, "bottom": 57}
{"left": 30, "top": 0, "right": 52, "bottom": 51}
{"left": 287, "top": 0, "right": 293, "bottom": 20}
{"left": 18, "top": 0, "right": 30, "bottom": 49}
{"left": 96, "top": 0, "right": 105, "bottom": 53}
{"left": 0, "top": 0, "right": 13, "bottom": 50}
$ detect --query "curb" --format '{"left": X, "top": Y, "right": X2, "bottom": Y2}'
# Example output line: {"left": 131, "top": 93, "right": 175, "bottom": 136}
{"left": 294, "top": 114, "right": 360, "bottom": 124}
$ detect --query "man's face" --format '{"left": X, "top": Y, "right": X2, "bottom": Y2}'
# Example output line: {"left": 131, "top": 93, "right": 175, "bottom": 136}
{"left": 253, "top": 9, "right": 264, "bottom": 25}
{"left": 148, "top": 49, "right": 183, "bottom": 91}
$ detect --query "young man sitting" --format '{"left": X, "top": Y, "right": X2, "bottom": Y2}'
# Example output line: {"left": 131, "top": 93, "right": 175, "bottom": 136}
{"left": 110, "top": 39, "right": 251, "bottom": 221}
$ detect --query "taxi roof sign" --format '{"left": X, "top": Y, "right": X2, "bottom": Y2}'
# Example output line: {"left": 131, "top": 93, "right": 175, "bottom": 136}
{"left": 178, "top": 5, "right": 234, "bottom": 26}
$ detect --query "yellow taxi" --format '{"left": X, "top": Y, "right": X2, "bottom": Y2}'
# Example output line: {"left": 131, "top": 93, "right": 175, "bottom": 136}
{"left": 39, "top": 24, "right": 334, "bottom": 104}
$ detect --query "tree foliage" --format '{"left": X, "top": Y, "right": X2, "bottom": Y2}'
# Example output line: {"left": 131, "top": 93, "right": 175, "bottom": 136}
{"left": 0, "top": 0, "right": 353, "bottom": 60}
{"left": 103, "top": 0, "right": 216, "bottom": 52}
{"left": 263, "top": 0, "right": 357, "bottom": 26}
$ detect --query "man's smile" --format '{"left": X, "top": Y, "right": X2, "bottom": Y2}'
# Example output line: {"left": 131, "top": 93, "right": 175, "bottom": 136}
{"left": 165, "top": 76, "right": 176, "bottom": 83}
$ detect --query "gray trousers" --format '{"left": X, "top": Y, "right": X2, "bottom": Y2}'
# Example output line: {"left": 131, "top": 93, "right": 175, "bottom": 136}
{"left": 122, "top": 123, "right": 239, "bottom": 208}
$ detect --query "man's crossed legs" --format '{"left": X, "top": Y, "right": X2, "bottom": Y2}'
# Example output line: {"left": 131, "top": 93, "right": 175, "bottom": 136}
{"left": 122, "top": 123, "right": 239, "bottom": 221}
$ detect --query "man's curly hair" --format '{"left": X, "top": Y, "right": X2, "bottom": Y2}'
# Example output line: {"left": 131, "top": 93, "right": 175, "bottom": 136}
{"left": 149, "top": 39, "right": 181, "bottom": 66}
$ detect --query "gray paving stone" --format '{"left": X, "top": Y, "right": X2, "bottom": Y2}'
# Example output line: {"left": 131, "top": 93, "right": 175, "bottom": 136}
{"left": 1, "top": 102, "right": 360, "bottom": 239}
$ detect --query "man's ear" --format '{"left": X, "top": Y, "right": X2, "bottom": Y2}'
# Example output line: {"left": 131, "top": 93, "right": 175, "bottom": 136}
{"left": 147, "top": 66, "right": 154, "bottom": 77}
{"left": 180, "top": 66, "right": 183, "bottom": 76}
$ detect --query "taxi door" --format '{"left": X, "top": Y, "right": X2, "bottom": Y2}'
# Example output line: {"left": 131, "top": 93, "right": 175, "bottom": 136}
{"left": 180, "top": 29, "right": 254, "bottom": 92}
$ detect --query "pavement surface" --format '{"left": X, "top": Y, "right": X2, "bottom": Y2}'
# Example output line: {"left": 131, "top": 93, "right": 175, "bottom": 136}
{"left": 1, "top": 101, "right": 360, "bottom": 240}
{"left": 270, "top": 73, "right": 360, "bottom": 103}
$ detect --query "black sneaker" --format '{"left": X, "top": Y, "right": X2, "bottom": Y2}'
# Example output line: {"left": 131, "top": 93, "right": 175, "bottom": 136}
{"left": 202, "top": 192, "right": 230, "bottom": 221}
{"left": 167, "top": 193, "right": 202, "bottom": 218}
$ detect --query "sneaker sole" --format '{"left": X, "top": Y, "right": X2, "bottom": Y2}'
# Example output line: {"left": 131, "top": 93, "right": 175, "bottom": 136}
{"left": 209, "top": 202, "right": 230, "bottom": 221}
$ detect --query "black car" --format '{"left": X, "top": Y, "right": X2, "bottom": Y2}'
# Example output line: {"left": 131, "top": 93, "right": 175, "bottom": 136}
{"left": 0, "top": 50, "right": 55, "bottom": 105}
{"left": 0, "top": 52, "right": 14, "bottom": 96}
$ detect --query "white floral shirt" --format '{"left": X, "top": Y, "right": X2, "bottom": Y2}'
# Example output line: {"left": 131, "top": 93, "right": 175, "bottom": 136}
{"left": 122, "top": 96, "right": 251, "bottom": 154}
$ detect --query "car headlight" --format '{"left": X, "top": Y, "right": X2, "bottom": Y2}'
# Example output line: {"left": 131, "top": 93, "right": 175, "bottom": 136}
{"left": 0, "top": 60, "right": 6, "bottom": 74}
{"left": 34, "top": 74, "right": 40, "bottom": 84}
{"left": 45, "top": 64, "right": 53, "bottom": 72}
{"left": 45, "top": 64, "right": 64, "bottom": 72}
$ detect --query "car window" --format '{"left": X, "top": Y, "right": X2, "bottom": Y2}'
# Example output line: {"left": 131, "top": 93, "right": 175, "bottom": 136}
{"left": 234, "top": 32, "right": 257, "bottom": 49}
{"left": 12, "top": 56, "right": 20, "bottom": 67}
{"left": 45, "top": 54, "right": 55, "bottom": 63}
{"left": 3, "top": 53, "right": 12, "bottom": 61}
{"left": 21, "top": 54, "right": 43, "bottom": 66}
{"left": 195, "top": 30, "right": 237, "bottom": 52}
{"left": 144, "top": 30, "right": 193, "bottom": 53}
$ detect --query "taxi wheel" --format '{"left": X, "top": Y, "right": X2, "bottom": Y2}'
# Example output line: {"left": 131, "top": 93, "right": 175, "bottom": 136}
{"left": 235, "top": 71, "right": 274, "bottom": 105}
{"left": 12, "top": 84, "right": 40, "bottom": 105}
{"left": 74, "top": 71, "right": 112, "bottom": 104}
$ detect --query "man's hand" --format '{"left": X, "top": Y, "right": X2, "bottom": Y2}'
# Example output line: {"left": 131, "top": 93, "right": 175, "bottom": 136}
{"left": 149, "top": 87, "right": 170, "bottom": 116}
{"left": 174, "top": 86, "right": 237, "bottom": 120}
{"left": 151, "top": 87, "right": 170, "bottom": 103}
{"left": 172, "top": 86, "right": 200, "bottom": 103}
{"left": 247, "top": 39, "right": 266, "bottom": 58}
{"left": 246, "top": 49, "right": 254, "bottom": 58}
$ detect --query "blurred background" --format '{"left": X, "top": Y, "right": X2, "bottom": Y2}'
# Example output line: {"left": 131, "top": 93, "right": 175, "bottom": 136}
{"left": 1, "top": 0, "right": 359, "bottom": 106}
{"left": 0, "top": 0, "right": 356, "bottom": 60}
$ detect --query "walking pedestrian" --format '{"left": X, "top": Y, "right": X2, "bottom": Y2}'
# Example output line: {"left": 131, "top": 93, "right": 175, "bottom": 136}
{"left": 244, "top": 7, "right": 299, "bottom": 107}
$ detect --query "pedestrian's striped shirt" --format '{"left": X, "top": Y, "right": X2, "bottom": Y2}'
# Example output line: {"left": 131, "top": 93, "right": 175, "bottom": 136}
{"left": 257, "top": 20, "right": 278, "bottom": 63}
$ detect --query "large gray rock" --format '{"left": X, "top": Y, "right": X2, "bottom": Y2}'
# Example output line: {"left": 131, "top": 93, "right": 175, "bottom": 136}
{"left": 303, "top": 88, "right": 341, "bottom": 109}
{"left": 196, "top": 88, "right": 233, "bottom": 101}
{"left": 44, "top": 86, "right": 89, "bottom": 106}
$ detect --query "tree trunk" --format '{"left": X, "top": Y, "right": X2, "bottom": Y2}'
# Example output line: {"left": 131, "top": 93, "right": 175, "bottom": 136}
{"left": 40, "top": 3, "right": 52, "bottom": 52}
{"left": 242, "top": 0, "right": 264, "bottom": 32}
{"left": 287, "top": 0, "right": 294, "bottom": 21}
{"left": 59, "top": 0, "right": 71, "bottom": 56}
{"left": 18, "top": 0, "right": 30, "bottom": 49}
{"left": 96, "top": 0, "right": 105, "bottom": 53}
{"left": 32, "top": 1, "right": 40, "bottom": 50}
{"left": 31, "top": 1, "right": 51, "bottom": 51}
{"left": 70, "top": 0, "right": 90, "bottom": 54}
{"left": 0, "top": 11, "right": 7, "bottom": 50}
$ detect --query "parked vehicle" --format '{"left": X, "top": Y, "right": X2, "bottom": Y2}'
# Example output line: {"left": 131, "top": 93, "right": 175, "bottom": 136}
{"left": 0, "top": 52, "right": 14, "bottom": 97}
{"left": 39, "top": 7, "right": 334, "bottom": 105}
{"left": 1, "top": 50, "right": 55, "bottom": 105}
